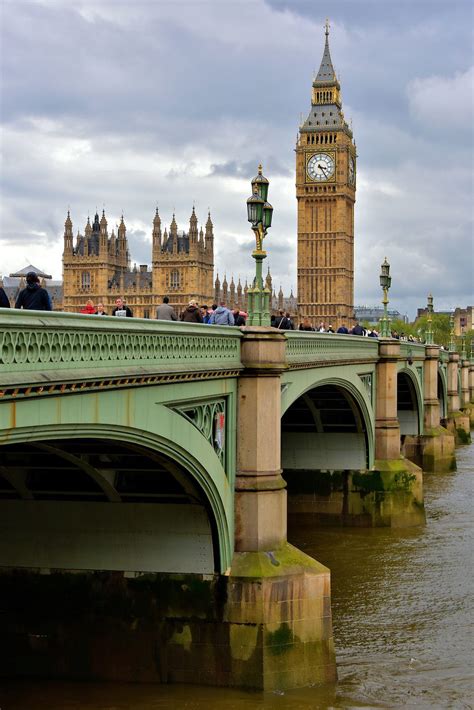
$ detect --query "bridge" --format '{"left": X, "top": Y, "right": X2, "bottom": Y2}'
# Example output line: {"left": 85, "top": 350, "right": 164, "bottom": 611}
{"left": 0, "top": 310, "right": 472, "bottom": 690}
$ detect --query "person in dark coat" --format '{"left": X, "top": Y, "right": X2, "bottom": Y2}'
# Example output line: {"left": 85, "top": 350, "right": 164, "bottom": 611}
{"left": 112, "top": 298, "right": 133, "bottom": 317}
{"left": 180, "top": 300, "right": 203, "bottom": 323}
{"left": 351, "top": 321, "right": 365, "bottom": 335}
{"left": 15, "top": 272, "right": 52, "bottom": 311}
{"left": 0, "top": 287, "right": 10, "bottom": 308}
{"left": 232, "top": 309, "right": 246, "bottom": 326}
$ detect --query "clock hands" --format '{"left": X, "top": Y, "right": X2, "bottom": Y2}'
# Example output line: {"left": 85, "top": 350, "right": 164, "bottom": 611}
{"left": 318, "top": 164, "right": 328, "bottom": 178}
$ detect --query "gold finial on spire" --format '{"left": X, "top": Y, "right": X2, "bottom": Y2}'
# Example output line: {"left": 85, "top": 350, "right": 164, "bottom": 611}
{"left": 258, "top": 163, "right": 263, "bottom": 175}
{"left": 325, "top": 18, "right": 330, "bottom": 37}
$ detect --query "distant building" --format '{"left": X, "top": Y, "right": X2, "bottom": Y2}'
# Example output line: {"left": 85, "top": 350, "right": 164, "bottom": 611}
{"left": 62, "top": 208, "right": 214, "bottom": 317}
{"left": 354, "top": 305, "right": 407, "bottom": 325}
{"left": 1, "top": 264, "right": 63, "bottom": 310}
{"left": 416, "top": 305, "right": 473, "bottom": 335}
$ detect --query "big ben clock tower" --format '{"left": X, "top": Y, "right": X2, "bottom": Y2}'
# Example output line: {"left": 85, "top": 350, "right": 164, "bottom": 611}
{"left": 296, "top": 21, "right": 356, "bottom": 327}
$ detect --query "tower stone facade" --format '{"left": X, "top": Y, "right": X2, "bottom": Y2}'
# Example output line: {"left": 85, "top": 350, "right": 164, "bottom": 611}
{"left": 62, "top": 208, "right": 214, "bottom": 317}
{"left": 296, "top": 23, "right": 356, "bottom": 327}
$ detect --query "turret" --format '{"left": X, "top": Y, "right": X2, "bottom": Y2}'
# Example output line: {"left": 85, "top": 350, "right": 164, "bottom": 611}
{"left": 237, "top": 278, "right": 243, "bottom": 308}
{"left": 222, "top": 273, "right": 228, "bottom": 303}
{"left": 278, "top": 285, "right": 284, "bottom": 311}
{"left": 63, "top": 210, "right": 73, "bottom": 255}
{"left": 189, "top": 206, "right": 198, "bottom": 243}
{"left": 214, "top": 273, "right": 221, "bottom": 304}
{"left": 199, "top": 226, "right": 204, "bottom": 249}
{"left": 169, "top": 213, "right": 178, "bottom": 253}
{"left": 152, "top": 207, "right": 162, "bottom": 251}
{"left": 205, "top": 211, "right": 214, "bottom": 252}
{"left": 109, "top": 228, "right": 116, "bottom": 258}
{"left": 99, "top": 209, "right": 108, "bottom": 254}
{"left": 230, "top": 275, "right": 235, "bottom": 306}
{"left": 265, "top": 266, "right": 272, "bottom": 292}
{"left": 118, "top": 215, "right": 127, "bottom": 262}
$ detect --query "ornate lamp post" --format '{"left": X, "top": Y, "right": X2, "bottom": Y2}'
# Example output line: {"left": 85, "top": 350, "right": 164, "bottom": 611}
{"left": 379, "top": 257, "right": 392, "bottom": 338}
{"left": 449, "top": 312, "right": 456, "bottom": 352}
{"left": 246, "top": 165, "right": 273, "bottom": 326}
{"left": 425, "top": 293, "right": 434, "bottom": 345}
{"left": 460, "top": 328, "right": 467, "bottom": 359}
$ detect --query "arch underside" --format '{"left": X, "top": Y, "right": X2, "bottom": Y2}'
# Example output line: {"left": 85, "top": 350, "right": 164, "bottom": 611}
{"left": 0, "top": 437, "right": 221, "bottom": 575}
{"left": 397, "top": 370, "right": 422, "bottom": 436}
{"left": 282, "top": 382, "right": 370, "bottom": 474}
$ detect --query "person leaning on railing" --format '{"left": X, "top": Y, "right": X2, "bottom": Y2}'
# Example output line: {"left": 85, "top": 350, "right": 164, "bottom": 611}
{"left": 0, "top": 287, "right": 10, "bottom": 308}
{"left": 15, "top": 271, "right": 52, "bottom": 311}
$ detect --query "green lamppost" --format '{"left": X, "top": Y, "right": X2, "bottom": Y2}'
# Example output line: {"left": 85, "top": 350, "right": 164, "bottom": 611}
{"left": 449, "top": 312, "right": 456, "bottom": 352}
{"left": 246, "top": 165, "right": 273, "bottom": 326}
{"left": 460, "top": 328, "right": 467, "bottom": 359}
{"left": 470, "top": 339, "right": 474, "bottom": 360}
{"left": 425, "top": 293, "right": 434, "bottom": 345}
{"left": 379, "top": 257, "right": 392, "bottom": 338}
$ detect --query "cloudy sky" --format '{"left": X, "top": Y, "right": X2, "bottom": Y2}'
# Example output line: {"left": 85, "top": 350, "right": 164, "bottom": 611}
{"left": 1, "top": 0, "right": 472, "bottom": 318}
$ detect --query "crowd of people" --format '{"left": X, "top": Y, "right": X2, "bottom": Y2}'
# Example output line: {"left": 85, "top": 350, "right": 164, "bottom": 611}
{"left": 0, "top": 274, "right": 425, "bottom": 343}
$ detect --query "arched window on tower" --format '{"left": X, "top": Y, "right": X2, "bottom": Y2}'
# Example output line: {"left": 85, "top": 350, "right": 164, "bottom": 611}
{"left": 170, "top": 269, "right": 180, "bottom": 290}
{"left": 81, "top": 271, "right": 91, "bottom": 290}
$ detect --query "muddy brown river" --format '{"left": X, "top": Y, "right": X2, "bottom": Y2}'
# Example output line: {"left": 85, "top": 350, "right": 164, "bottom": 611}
{"left": 2, "top": 445, "right": 473, "bottom": 709}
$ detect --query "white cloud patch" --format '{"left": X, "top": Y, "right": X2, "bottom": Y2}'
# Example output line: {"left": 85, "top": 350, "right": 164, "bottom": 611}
{"left": 0, "top": 0, "right": 472, "bottom": 318}
{"left": 408, "top": 67, "right": 474, "bottom": 134}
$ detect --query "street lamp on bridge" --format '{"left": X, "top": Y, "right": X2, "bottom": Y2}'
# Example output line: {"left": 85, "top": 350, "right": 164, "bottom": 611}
{"left": 449, "top": 312, "right": 456, "bottom": 352}
{"left": 246, "top": 165, "right": 273, "bottom": 326}
{"left": 379, "top": 257, "right": 392, "bottom": 338}
{"left": 460, "top": 328, "right": 467, "bottom": 359}
{"left": 425, "top": 293, "right": 434, "bottom": 345}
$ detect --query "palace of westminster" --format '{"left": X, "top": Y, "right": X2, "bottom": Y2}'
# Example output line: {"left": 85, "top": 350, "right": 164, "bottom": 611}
{"left": 2, "top": 26, "right": 470, "bottom": 331}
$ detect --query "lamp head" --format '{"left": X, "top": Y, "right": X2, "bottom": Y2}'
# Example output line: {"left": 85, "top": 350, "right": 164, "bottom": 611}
{"left": 379, "top": 257, "right": 391, "bottom": 289}
{"left": 251, "top": 164, "right": 269, "bottom": 201}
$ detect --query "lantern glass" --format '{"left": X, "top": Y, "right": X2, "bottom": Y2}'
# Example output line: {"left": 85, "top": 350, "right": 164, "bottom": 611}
{"left": 263, "top": 202, "right": 273, "bottom": 229}
{"left": 247, "top": 193, "right": 264, "bottom": 224}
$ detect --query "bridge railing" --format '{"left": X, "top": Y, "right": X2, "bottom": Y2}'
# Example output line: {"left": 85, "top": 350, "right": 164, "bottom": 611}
{"left": 0, "top": 310, "right": 243, "bottom": 391}
{"left": 399, "top": 341, "right": 426, "bottom": 360}
{"left": 439, "top": 349, "right": 450, "bottom": 364}
{"left": 285, "top": 331, "right": 379, "bottom": 365}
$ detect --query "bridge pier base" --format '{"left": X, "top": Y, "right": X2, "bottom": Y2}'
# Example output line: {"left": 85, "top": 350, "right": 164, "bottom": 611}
{"left": 402, "top": 430, "right": 456, "bottom": 473}
{"left": 404, "top": 343, "right": 456, "bottom": 472}
{"left": 445, "top": 352, "right": 471, "bottom": 445}
{"left": 285, "top": 465, "right": 425, "bottom": 528}
{"left": 230, "top": 328, "right": 336, "bottom": 689}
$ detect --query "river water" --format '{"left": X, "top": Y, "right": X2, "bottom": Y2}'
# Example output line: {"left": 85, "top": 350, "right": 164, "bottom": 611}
{"left": 2, "top": 445, "right": 473, "bottom": 709}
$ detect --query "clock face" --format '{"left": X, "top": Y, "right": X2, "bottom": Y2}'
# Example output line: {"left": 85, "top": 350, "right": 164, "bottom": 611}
{"left": 307, "top": 153, "right": 335, "bottom": 182}
{"left": 349, "top": 155, "right": 355, "bottom": 185}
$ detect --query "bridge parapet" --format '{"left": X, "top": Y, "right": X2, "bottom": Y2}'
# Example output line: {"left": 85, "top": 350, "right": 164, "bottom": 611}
{"left": 285, "top": 331, "right": 379, "bottom": 367}
{"left": 0, "top": 310, "right": 242, "bottom": 398}
{"left": 399, "top": 341, "right": 426, "bottom": 360}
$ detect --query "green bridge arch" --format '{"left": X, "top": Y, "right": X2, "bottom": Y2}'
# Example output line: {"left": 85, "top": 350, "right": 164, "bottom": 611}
{"left": 0, "top": 385, "right": 235, "bottom": 574}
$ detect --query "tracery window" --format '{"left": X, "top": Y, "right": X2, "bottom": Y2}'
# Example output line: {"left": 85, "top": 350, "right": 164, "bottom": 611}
{"left": 81, "top": 271, "right": 91, "bottom": 289}
{"left": 170, "top": 269, "right": 180, "bottom": 290}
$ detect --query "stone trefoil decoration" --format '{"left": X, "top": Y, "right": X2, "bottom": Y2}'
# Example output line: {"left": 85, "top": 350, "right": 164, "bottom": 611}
{"left": 172, "top": 399, "right": 226, "bottom": 465}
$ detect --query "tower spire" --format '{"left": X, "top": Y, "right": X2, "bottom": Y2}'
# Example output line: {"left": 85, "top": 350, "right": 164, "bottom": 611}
{"left": 316, "top": 19, "right": 336, "bottom": 83}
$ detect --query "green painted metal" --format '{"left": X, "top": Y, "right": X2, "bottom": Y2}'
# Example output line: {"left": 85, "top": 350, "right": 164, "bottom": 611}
{"left": 0, "top": 310, "right": 243, "bottom": 390}
{"left": 285, "top": 331, "right": 379, "bottom": 364}
{"left": 0, "top": 378, "right": 237, "bottom": 573}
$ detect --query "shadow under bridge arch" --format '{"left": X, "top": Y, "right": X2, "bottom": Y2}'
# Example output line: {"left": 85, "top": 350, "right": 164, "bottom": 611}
{"left": 281, "top": 381, "right": 372, "bottom": 486}
{"left": 0, "top": 428, "right": 232, "bottom": 575}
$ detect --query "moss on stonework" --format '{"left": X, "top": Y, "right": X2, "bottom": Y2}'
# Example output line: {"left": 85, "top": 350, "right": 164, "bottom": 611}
{"left": 230, "top": 543, "right": 329, "bottom": 580}
{"left": 266, "top": 623, "right": 294, "bottom": 655}
{"left": 456, "top": 427, "right": 471, "bottom": 444}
